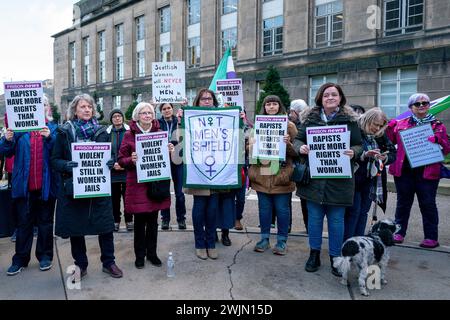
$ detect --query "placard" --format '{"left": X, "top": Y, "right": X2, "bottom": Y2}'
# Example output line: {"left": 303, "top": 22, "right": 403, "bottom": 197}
{"left": 399, "top": 123, "right": 444, "bottom": 168}
{"left": 71, "top": 143, "right": 111, "bottom": 199}
{"left": 216, "top": 79, "right": 244, "bottom": 110}
{"left": 152, "top": 61, "right": 186, "bottom": 103}
{"left": 4, "top": 81, "right": 46, "bottom": 131}
{"left": 252, "top": 115, "right": 288, "bottom": 161}
{"left": 306, "top": 125, "right": 352, "bottom": 178}
{"left": 135, "top": 131, "right": 172, "bottom": 183}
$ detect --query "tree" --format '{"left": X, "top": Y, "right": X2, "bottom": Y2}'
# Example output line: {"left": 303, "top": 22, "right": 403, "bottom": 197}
{"left": 50, "top": 102, "right": 61, "bottom": 124}
{"left": 125, "top": 100, "right": 138, "bottom": 120}
{"left": 256, "top": 65, "right": 290, "bottom": 115}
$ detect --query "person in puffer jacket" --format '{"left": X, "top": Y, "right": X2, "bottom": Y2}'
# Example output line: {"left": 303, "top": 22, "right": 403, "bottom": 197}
{"left": 0, "top": 97, "right": 57, "bottom": 276}
{"left": 386, "top": 93, "right": 450, "bottom": 249}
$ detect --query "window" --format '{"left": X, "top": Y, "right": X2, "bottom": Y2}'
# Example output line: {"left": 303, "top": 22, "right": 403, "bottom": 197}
{"left": 116, "top": 24, "right": 124, "bottom": 46}
{"left": 384, "top": 0, "right": 423, "bottom": 36}
{"left": 188, "top": 0, "right": 200, "bottom": 25}
{"left": 136, "top": 16, "right": 145, "bottom": 41}
{"left": 309, "top": 74, "right": 338, "bottom": 106}
{"left": 263, "top": 16, "right": 283, "bottom": 56}
{"left": 379, "top": 67, "right": 417, "bottom": 118}
{"left": 116, "top": 56, "right": 124, "bottom": 80}
{"left": 222, "top": 0, "right": 237, "bottom": 15}
{"left": 160, "top": 6, "right": 171, "bottom": 33}
{"left": 137, "top": 51, "right": 145, "bottom": 77}
{"left": 98, "top": 31, "right": 106, "bottom": 83}
{"left": 69, "top": 42, "right": 76, "bottom": 87}
{"left": 222, "top": 27, "right": 237, "bottom": 58}
{"left": 83, "top": 37, "right": 90, "bottom": 85}
{"left": 160, "top": 44, "right": 171, "bottom": 62}
{"left": 186, "top": 88, "right": 197, "bottom": 105}
{"left": 187, "top": 37, "right": 200, "bottom": 68}
{"left": 113, "top": 96, "right": 122, "bottom": 109}
{"left": 115, "top": 24, "right": 124, "bottom": 81}
{"left": 314, "top": 0, "right": 343, "bottom": 48}
{"left": 97, "top": 97, "right": 104, "bottom": 111}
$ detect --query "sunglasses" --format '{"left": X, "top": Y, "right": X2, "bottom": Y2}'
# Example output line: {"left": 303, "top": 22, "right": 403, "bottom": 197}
{"left": 412, "top": 101, "right": 430, "bottom": 108}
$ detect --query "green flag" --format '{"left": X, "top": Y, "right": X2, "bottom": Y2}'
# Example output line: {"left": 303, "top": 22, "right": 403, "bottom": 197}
{"left": 208, "top": 48, "right": 231, "bottom": 92}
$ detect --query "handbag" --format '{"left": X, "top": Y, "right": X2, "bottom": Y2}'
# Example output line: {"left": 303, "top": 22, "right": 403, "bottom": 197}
{"left": 147, "top": 179, "right": 171, "bottom": 201}
{"left": 441, "top": 164, "right": 450, "bottom": 179}
{"left": 291, "top": 158, "right": 310, "bottom": 185}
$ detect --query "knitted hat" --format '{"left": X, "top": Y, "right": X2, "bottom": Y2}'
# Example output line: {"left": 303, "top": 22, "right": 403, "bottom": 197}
{"left": 109, "top": 109, "right": 124, "bottom": 123}
{"left": 290, "top": 99, "right": 308, "bottom": 114}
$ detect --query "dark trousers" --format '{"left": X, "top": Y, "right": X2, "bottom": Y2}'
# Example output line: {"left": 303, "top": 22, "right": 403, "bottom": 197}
{"left": 234, "top": 183, "right": 246, "bottom": 221}
{"left": 111, "top": 182, "right": 132, "bottom": 223}
{"left": 134, "top": 213, "right": 158, "bottom": 260}
{"left": 300, "top": 198, "right": 309, "bottom": 232}
{"left": 70, "top": 232, "right": 115, "bottom": 270}
{"left": 12, "top": 192, "right": 55, "bottom": 267}
{"left": 161, "top": 163, "right": 186, "bottom": 223}
{"left": 344, "top": 182, "right": 372, "bottom": 240}
{"left": 394, "top": 170, "right": 440, "bottom": 240}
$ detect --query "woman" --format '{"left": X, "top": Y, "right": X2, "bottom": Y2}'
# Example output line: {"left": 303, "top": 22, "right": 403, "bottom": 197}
{"left": 294, "top": 83, "right": 362, "bottom": 276}
{"left": 158, "top": 103, "right": 186, "bottom": 230}
{"left": 344, "top": 108, "right": 396, "bottom": 240}
{"left": 51, "top": 94, "right": 122, "bottom": 278}
{"left": 386, "top": 93, "right": 450, "bottom": 248}
{"left": 248, "top": 95, "right": 298, "bottom": 255}
{"left": 119, "top": 102, "right": 172, "bottom": 268}
{"left": 0, "top": 99, "right": 57, "bottom": 276}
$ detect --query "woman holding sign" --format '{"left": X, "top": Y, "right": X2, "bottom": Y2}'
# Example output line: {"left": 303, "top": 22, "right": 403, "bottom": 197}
{"left": 119, "top": 102, "right": 173, "bottom": 269}
{"left": 248, "top": 95, "right": 298, "bottom": 256}
{"left": 51, "top": 94, "right": 123, "bottom": 279}
{"left": 294, "top": 83, "right": 362, "bottom": 276}
{"left": 386, "top": 93, "right": 450, "bottom": 248}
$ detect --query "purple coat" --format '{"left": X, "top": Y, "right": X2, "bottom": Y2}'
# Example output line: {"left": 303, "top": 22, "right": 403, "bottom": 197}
{"left": 118, "top": 120, "right": 171, "bottom": 214}
{"left": 386, "top": 117, "right": 450, "bottom": 180}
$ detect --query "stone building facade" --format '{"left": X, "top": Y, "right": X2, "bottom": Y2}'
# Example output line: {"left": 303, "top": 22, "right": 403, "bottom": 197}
{"left": 53, "top": 0, "right": 450, "bottom": 126}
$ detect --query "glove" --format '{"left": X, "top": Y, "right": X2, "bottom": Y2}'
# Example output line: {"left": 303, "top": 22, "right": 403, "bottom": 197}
{"left": 427, "top": 135, "right": 438, "bottom": 144}
{"left": 106, "top": 159, "right": 115, "bottom": 170}
{"left": 64, "top": 161, "right": 78, "bottom": 173}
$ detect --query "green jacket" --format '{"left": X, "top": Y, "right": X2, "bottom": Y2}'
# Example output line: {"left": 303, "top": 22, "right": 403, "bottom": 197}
{"left": 293, "top": 106, "right": 363, "bottom": 207}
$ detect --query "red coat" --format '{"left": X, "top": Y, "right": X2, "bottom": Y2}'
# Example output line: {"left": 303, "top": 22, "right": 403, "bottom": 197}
{"left": 118, "top": 120, "right": 171, "bottom": 214}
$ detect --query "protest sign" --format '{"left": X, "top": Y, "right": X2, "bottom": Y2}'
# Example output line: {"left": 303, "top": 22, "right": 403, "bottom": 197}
{"left": 252, "top": 115, "right": 288, "bottom": 161}
{"left": 307, "top": 125, "right": 352, "bottom": 178}
{"left": 71, "top": 143, "right": 111, "bottom": 199}
{"left": 152, "top": 61, "right": 185, "bottom": 103}
{"left": 399, "top": 123, "right": 444, "bottom": 168}
{"left": 182, "top": 106, "right": 242, "bottom": 189}
{"left": 216, "top": 79, "right": 244, "bottom": 110}
{"left": 4, "top": 81, "right": 46, "bottom": 131}
{"left": 135, "top": 132, "right": 171, "bottom": 183}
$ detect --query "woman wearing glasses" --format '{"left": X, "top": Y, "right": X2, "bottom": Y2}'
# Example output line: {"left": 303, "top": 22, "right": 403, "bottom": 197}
{"left": 386, "top": 93, "right": 450, "bottom": 248}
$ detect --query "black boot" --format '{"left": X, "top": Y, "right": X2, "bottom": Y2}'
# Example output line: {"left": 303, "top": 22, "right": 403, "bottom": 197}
{"left": 221, "top": 229, "right": 231, "bottom": 246}
{"left": 330, "top": 256, "right": 342, "bottom": 277}
{"left": 305, "top": 249, "right": 321, "bottom": 272}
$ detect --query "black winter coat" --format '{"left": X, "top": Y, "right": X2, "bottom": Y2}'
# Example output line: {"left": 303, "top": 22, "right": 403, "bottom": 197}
{"left": 51, "top": 121, "right": 114, "bottom": 238}
{"left": 294, "top": 106, "right": 363, "bottom": 207}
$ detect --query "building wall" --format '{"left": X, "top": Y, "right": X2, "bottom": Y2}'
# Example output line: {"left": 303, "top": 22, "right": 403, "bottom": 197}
{"left": 53, "top": 0, "right": 450, "bottom": 126}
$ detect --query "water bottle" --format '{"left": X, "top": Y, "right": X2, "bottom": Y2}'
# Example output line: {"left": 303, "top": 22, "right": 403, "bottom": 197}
{"left": 167, "top": 252, "right": 175, "bottom": 278}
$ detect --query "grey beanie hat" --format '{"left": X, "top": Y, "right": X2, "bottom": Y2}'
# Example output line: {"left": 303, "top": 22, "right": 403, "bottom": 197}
{"left": 290, "top": 99, "right": 308, "bottom": 114}
{"left": 109, "top": 108, "right": 124, "bottom": 123}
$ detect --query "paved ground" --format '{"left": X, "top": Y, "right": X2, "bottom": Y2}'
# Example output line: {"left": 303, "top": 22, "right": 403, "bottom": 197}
{"left": 0, "top": 187, "right": 449, "bottom": 300}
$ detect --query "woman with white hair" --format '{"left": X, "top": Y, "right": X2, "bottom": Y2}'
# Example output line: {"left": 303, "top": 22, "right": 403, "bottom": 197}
{"left": 386, "top": 93, "right": 450, "bottom": 248}
{"left": 118, "top": 102, "right": 174, "bottom": 269}
{"left": 51, "top": 94, "right": 123, "bottom": 278}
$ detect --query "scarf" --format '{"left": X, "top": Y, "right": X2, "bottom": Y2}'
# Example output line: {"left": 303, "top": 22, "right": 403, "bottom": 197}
{"left": 320, "top": 107, "right": 340, "bottom": 123}
{"left": 72, "top": 118, "right": 100, "bottom": 141}
{"left": 410, "top": 113, "right": 436, "bottom": 126}
{"left": 111, "top": 126, "right": 126, "bottom": 161}
{"left": 364, "top": 134, "right": 384, "bottom": 205}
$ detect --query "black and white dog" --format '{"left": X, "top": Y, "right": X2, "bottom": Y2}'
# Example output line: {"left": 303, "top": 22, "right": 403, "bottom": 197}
{"left": 333, "top": 219, "right": 401, "bottom": 296}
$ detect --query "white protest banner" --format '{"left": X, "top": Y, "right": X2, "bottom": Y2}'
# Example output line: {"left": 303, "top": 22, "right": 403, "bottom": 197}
{"left": 152, "top": 61, "right": 186, "bottom": 103}
{"left": 135, "top": 132, "right": 171, "bottom": 183}
{"left": 216, "top": 79, "right": 244, "bottom": 110}
{"left": 183, "top": 106, "right": 242, "bottom": 189}
{"left": 252, "top": 115, "right": 288, "bottom": 161}
{"left": 4, "top": 81, "right": 46, "bottom": 131}
{"left": 399, "top": 123, "right": 444, "bottom": 168}
{"left": 307, "top": 125, "right": 352, "bottom": 178}
{"left": 71, "top": 143, "right": 111, "bottom": 199}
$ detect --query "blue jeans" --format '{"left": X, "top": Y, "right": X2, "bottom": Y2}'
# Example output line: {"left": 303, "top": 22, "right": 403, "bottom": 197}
{"left": 12, "top": 192, "right": 55, "bottom": 267}
{"left": 344, "top": 182, "right": 372, "bottom": 240}
{"left": 70, "top": 232, "right": 115, "bottom": 270}
{"left": 394, "top": 169, "right": 439, "bottom": 240}
{"left": 307, "top": 201, "right": 345, "bottom": 257}
{"left": 257, "top": 192, "right": 290, "bottom": 242}
{"left": 161, "top": 163, "right": 186, "bottom": 223}
{"left": 192, "top": 194, "right": 219, "bottom": 249}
